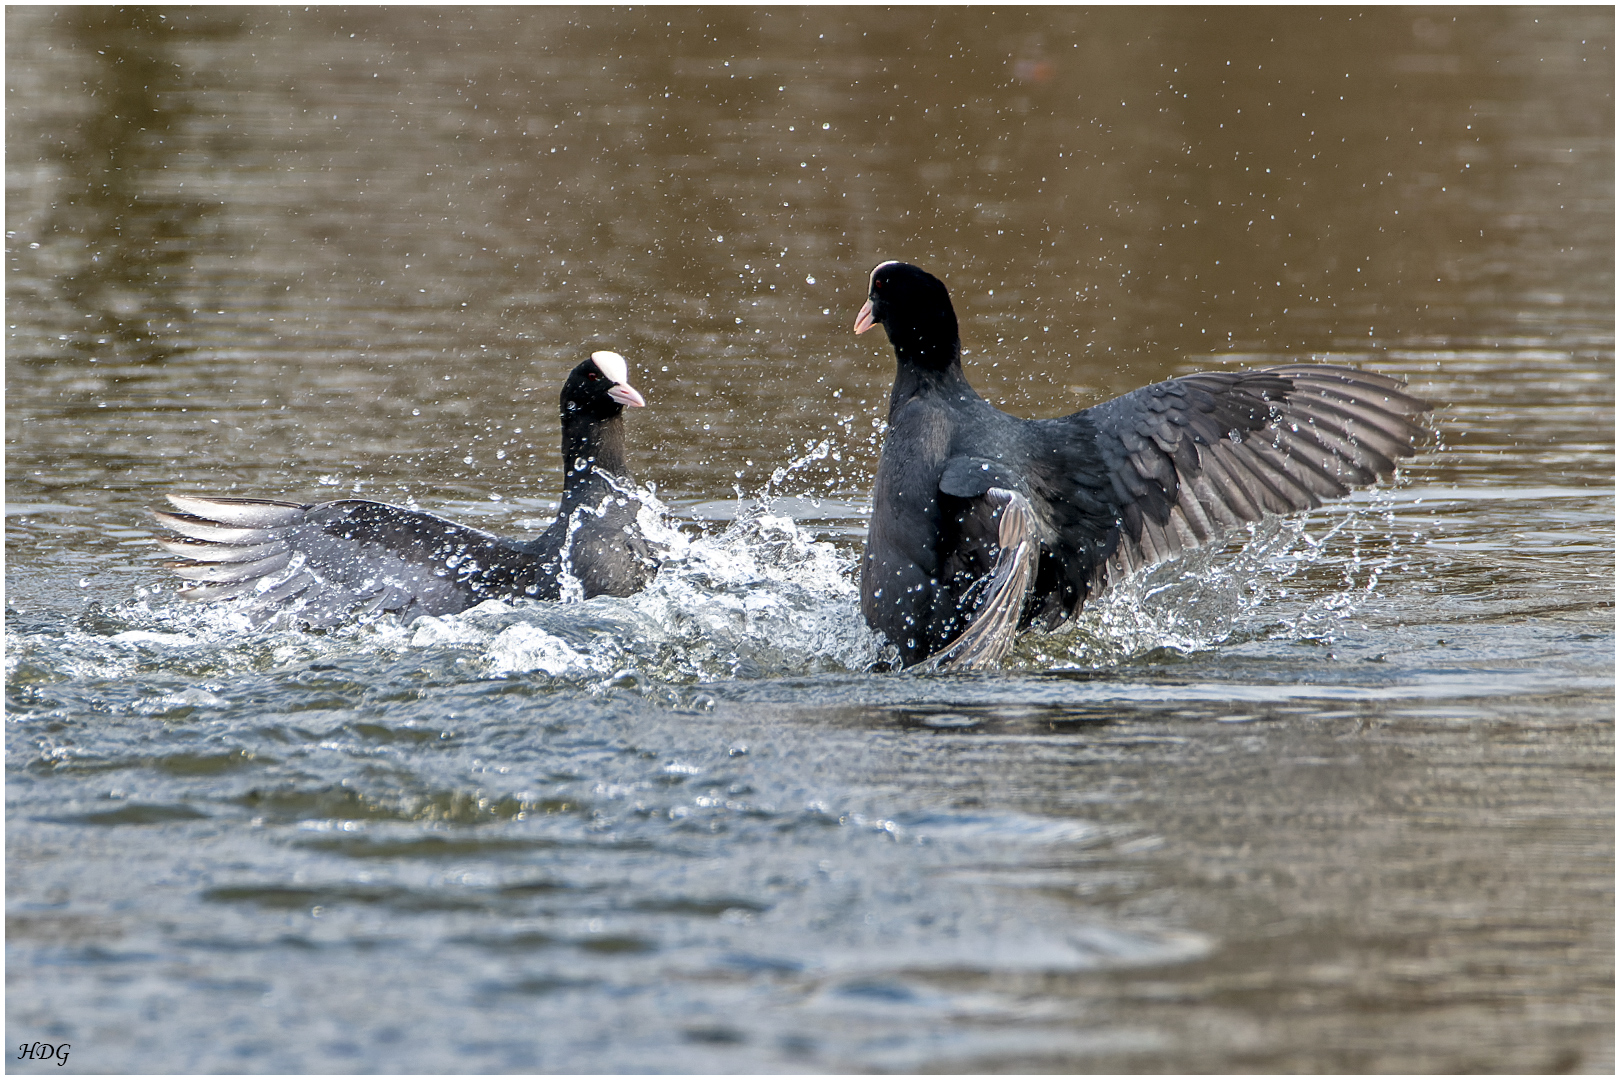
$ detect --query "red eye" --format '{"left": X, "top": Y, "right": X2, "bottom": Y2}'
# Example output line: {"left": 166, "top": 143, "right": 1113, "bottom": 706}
{"left": 587, "top": 372, "right": 601, "bottom": 381}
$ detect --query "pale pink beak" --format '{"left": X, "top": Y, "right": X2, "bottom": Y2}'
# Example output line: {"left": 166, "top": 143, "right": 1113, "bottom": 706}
{"left": 853, "top": 298, "right": 877, "bottom": 335}
{"left": 608, "top": 383, "right": 646, "bottom": 408}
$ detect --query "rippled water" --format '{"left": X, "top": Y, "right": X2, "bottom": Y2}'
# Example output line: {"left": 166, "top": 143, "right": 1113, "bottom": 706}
{"left": 7, "top": 8, "right": 1613, "bottom": 1073}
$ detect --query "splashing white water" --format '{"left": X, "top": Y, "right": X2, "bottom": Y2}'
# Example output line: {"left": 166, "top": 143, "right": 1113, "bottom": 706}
{"left": 407, "top": 498, "right": 890, "bottom": 682}
{"left": 30, "top": 483, "right": 1412, "bottom": 688}
{"left": 1021, "top": 494, "right": 1409, "bottom": 669}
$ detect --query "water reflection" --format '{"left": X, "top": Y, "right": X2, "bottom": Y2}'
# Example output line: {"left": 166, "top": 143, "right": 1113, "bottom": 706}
{"left": 8, "top": 8, "right": 1609, "bottom": 518}
{"left": 30, "top": 9, "right": 233, "bottom": 363}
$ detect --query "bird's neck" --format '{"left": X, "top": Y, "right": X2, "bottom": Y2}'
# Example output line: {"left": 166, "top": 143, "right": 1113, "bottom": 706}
{"left": 886, "top": 318, "right": 961, "bottom": 374}
{"left": 888, "top": 340, "right": 977, "bottom": 418}
{"left": 883, "top": 312, "right": 971, "bottom": 415}
{"left": 560, "top": 412, "right": 629, "bottom": 494}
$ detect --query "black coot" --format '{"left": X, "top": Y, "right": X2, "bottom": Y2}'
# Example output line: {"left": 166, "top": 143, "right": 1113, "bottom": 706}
{"left": 852, "top": 260, "right": 1431, "bottom": 669}
{"left": 154, "top": 351, "right": 662, "bottom": 624}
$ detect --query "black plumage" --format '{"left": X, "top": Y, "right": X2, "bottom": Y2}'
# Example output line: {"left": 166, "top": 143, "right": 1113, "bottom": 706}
{"left": 154, "top": 351, "right": 662, "bottom": 624}
{"left": 852, "top": 260, "right": 1431, "bottom": 669}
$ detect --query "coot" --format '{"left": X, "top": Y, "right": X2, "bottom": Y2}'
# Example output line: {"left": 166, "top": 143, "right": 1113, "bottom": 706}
{"left": 155, "top": 350, "right": 662, "bottom": 624}
{"left": 853, "top": 260, "right": 1430, "bottom": 669}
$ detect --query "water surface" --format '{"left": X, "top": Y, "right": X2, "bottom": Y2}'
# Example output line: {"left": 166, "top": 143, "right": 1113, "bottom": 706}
{"left": 6, "top": 8, "right": 1612, "bottom": 1072}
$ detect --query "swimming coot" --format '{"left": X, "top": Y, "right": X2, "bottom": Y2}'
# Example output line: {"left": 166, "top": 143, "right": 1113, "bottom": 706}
{"left": 155, "top": 350, "right": 662, "bottom": 624}
{"left": 853, "top": 260, "right": 1431, "bottom": 669}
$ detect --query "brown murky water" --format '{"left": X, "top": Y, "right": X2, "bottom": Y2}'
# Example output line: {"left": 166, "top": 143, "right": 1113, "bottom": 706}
{"left": 7, "top": 8, "right": 1612, "bottom": 1072}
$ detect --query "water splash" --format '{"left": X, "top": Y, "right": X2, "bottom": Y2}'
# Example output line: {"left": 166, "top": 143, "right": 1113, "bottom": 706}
{"left": 764, "top": 438, "right": 833, "bottom": 499}
{"left": 1020, "top": 492, "right": 1411, "bottom": 669}
{"left": 26, "top": 489, "right": 888, "bottom": 693}
{"left": 415, "top": 499, "right": 891, "bottom": 683}
{"left": 11, "top": 482, "right": 1413, "bottom": 691}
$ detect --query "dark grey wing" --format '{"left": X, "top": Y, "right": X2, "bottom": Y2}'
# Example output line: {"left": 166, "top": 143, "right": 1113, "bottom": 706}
{"left": 862, "top": 403, "right": 1032, "bottom": 665}
{"left": 1073, "top": 363, "right": 1430, "bottom": 595}
{"left": 923, "top": 487, "right": 1040, "bottom": 671}
{"left": 154, "top": 495, "right": 542, "bottom": 624}
{"left": 938, "top": 456, "right": 1027, "bottom": 500}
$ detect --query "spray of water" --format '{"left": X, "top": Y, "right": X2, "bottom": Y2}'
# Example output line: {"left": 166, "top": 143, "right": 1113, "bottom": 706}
{"left": 1019, "top": 490, "right": 1410, "bottom": 669}
{"left": 410, "top": 490, "right": 891, "bottom": 683}
{"left": 15, "top": 478, "right": 1411, "bottom": 690}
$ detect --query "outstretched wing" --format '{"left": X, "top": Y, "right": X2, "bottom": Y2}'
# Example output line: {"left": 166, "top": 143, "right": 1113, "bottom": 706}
{"left": 1072, "top": 364, "right": 1430, "bottom": 595}
{"left": 154, "top": 495, "right": 543, "bottom": 624}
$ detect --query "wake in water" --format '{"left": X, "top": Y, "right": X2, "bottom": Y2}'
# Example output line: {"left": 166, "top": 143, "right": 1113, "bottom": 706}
{"left": 10, "top": 480, "right": 1411, "bottom": 692}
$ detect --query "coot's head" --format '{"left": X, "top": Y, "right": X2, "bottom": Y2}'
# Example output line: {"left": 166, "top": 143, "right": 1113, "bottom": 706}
{"left": 561, "top": 351, "right": 646, "bottom": 419}
{"left": 853, "top": 261, "right": 959, "bottom": 368}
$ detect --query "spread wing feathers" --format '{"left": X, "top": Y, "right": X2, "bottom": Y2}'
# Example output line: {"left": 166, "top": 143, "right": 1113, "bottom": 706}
{"left": 154, "top": 495, "right": 539, "bottom": 624}
{"left": 1081, "top": 364, "right": 1430, "bottom": 592}
{"left": 924, "top": 488, "right": 1041, "bottom": 671}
